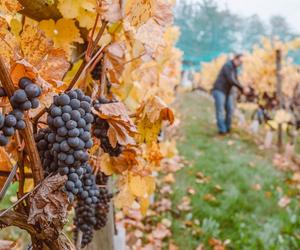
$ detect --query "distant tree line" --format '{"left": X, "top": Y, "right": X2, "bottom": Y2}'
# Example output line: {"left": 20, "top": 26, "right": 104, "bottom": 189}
{"left": 175, "top": 0, "right": 300, "bottom": 70}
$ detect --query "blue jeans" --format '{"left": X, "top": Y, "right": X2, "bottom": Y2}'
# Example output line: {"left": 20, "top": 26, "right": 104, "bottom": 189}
{"left": 212, "top": 90, "right": 234, "bottom": 133}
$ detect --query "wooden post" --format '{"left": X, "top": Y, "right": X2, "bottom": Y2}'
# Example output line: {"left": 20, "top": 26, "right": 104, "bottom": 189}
{"left": 276, "top": 49, "right": 283, "bottom": 151}
{"left": 86, "top": 178, "right": 115, "bottom": 250}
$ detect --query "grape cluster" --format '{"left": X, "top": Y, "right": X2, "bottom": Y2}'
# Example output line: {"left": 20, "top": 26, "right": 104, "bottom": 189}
{"left": 93, "top": 98, "right": 122, "bottom": 157}
{"left": 91, "top": 60, "right": 102, "bottom": 80}
{"left": 10, "top": 77, "right": 41, "bottom": 111}
{"left": 36, "top": 89, "right": 94, "bottom": 201}
{"left": 0, "top": 78, "right": 41, "bottom": 146}
{"left": 74, "top": 169, "right": 112, "bottom": 247}
{"left": 35, "top": 89, "right": 114, "bottom": 247}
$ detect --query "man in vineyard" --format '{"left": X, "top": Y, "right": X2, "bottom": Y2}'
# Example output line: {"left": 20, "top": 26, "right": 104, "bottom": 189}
{"left": 212, "top": 54, "right": 244, "bottom": 135}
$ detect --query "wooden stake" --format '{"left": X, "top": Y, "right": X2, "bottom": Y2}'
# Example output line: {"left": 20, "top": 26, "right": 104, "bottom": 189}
{"left": 276, "top": 49, "right": 283, "bottom": 152}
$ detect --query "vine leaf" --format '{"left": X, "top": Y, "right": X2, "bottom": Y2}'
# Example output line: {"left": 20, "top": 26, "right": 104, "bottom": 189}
{"left": 125, "top": 0, "right": 155, "bottom": 28}
{"left": 28, "top": 174, "right": 69, "bottom": 240}
{"left": 92, "top": 102, "right": 137, "bottom": 146}
{"left": 0, "top": 0, "right": 22, "bottom": 15}
{"left": 99, "top": 0, "right": 122, "bottom": 23}
{"left": 57, "top": 0, "right": 97, "bottom": 29}
{"left": 136, "top": 96, "right": 174, "bottom": 143}
{"left": 39, "top": 19, "right": 84, "bottom": 57}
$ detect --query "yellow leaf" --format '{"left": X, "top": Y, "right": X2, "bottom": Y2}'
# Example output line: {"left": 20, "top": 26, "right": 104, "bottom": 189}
{"left": 140, "top": 197, "right": 150, "bottom": 216}
{"left": 39, "top": 18, "right": 83, "bottom": 56}
{"left": 58, "top": 0, "right": 97, "bottom": 29}
{"left": 63, "top": 59, "right": 83, "bottom": 84}
{"left": 0, "top": 148, "right": 13, "bottom": 191}
{"left": 100, "top": 153, "right": 114, "bottom": 175}
{"left": 57, "top": 0, "right": 80, "bottom": 19}
{"left": 115, "top": 185, "right": 135, "bottom": 210}
{"left": 10, "top": 18, "right": 22, "bottom": 37}
{"left": 129, "top": 174, "right": 148, "bottom": 197}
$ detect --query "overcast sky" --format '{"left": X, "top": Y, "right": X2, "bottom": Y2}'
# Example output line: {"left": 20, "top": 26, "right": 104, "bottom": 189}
{"left": 179, "top": 0, "right": 300, "bottom": 32}
{"left": 222, "top": 0, "right": 300, "bottom": 32}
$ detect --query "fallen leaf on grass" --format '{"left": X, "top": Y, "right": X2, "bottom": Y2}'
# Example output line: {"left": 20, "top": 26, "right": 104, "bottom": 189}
{"left": 214, "top": 185, "right": 223, "bottom": 193}
{"left": 251, "top": 183, "right": 262, "bottom": 191}
{"left": 203, "top": 193, "right": 217, "bottom": 202}
{"left": 187, "top": 187, "right": 196, "bottom": 195}
{"left": 227, "top": 140, "right": 235, "bottom": 146}
{"left": 177, "top": 196, "right": 191, "bottom": 211}
{"left": 169, "top": 242, "right": 179, "bottom": 250}
{"left": 163, "top": 173, "right": 175, "bottom": 184}
{"left": 278, "top": 196, "right": 291, "bottom": 208}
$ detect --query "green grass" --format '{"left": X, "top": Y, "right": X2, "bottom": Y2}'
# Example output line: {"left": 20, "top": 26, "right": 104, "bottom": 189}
{"left": 171, "top": 92, "right": 300, "bottom": 250}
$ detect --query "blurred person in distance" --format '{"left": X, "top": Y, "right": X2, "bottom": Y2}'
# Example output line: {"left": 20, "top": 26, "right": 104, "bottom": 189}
{"left": 211, "top": 54, "right": 244, "bottom": 135}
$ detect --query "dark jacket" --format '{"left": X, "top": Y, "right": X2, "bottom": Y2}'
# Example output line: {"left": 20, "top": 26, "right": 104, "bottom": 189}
{"left": 212, "top": 60, "right": 243, "bottom": 95}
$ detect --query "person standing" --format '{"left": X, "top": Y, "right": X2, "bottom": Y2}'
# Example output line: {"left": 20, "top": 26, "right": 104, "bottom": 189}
{"left": 212, "top": 54, "right": 244, "bottom": 135}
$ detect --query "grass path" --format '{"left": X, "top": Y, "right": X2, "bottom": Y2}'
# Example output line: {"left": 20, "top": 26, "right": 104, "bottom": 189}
{"left": 171, "top": 92, "right": 300, "bottom": 250}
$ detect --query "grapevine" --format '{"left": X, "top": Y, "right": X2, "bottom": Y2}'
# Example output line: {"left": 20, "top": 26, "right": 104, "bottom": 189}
{"left": 0, "top": 0, "right": 181, "bottom": 249}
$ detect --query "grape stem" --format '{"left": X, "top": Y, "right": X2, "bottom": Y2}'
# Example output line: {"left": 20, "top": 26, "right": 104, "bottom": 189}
{"left": 0, "top": 56, "right": 44, "bottom": 185}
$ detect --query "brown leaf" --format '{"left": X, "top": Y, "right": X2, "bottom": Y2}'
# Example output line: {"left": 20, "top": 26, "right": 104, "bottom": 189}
{"left": 37, "top": 48, "right": 70, "bottom": 85}
{"left": 20, "top": 25, "right": 54, "bottom": 67}
{"left": 0, "top": 0, "right": 22, "bottom": 14}
{"left": 10, "top": 60, "right": 38, "bottom": 86}
{"left": 28, "top": 174, "right": 69, "bottom": 240}
{"left": 93, "top": 102, "right": 137, "bottom": 146}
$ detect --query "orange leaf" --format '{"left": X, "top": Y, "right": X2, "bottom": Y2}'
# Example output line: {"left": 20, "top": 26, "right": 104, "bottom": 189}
{"left": 20, "top": 24, "right": 53, "bottom": 66}
{"left": 0, "top": 148, "right": 13, "bottom": 191}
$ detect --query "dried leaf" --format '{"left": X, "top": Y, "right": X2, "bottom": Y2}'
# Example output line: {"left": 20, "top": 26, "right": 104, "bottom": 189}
{"left": 125, "top": 0, "right": 155, "bottom": 27}
{"left": 99, "top": 0, "right": 122, "bottom": 23}
{"left": 20, "top": 25, "right": 54, "bottom": 66}
{"left": 93, "top": 102, "right": 137, "bottom": 146}
{"left": 37, "top": 48, "right": 70, "bottom": 85}
{"left": 28, "top": 174, "right": 69, "bottom": 240}
{"left": 0, "top": 0, "right": 22, "bottom": 15}
{"left": 10, "top": 60, "right": 38, "bottom": 86}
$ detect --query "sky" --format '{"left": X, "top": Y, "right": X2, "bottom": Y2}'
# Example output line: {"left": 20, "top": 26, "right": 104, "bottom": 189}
{"left": 179, "top": 0, "right": 300, "bottom": 32}
{"left": 221, "top": 0, "right": 300, "bottom": 32}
